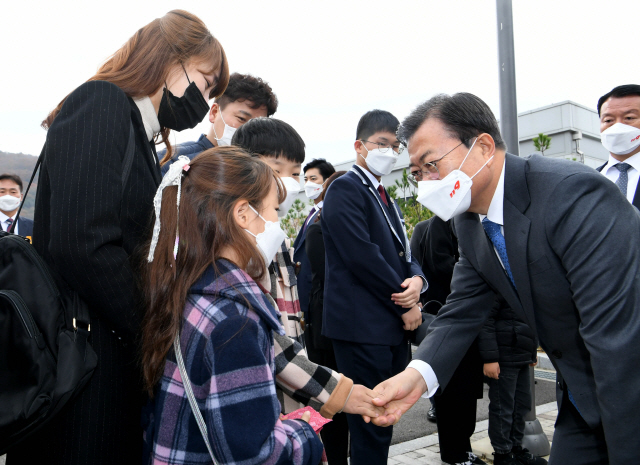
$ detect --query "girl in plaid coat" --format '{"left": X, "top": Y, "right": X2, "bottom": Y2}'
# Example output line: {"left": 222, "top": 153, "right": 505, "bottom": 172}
{"left": 141, "top": 149, "right": 323, "bottom": 465}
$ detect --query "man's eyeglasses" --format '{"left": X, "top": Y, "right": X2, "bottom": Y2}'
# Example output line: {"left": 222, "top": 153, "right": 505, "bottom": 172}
{"left": 361, "top": 140, "right": 405, "bottom": 155}
{"left": 409, "top": 141, "right": 465, "bottom": 182}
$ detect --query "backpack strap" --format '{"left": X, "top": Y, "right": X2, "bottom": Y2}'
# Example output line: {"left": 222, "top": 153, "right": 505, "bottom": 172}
{"left": 173, "top": 334, "right": 220, "bottom": 465}
{"left": 9, "top": 120, "right": 136, "bottom": 234}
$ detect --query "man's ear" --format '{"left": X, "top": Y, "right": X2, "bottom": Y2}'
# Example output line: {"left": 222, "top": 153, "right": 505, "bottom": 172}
{"left": 354, "top": 140, "right": 365, "bottom": 156}
{"left": 208, "top": 103, "right": 219, "bottom": 124}
{"left": 477, "top": 133, "right": 496, "bottom": 161}
{"left": 234, "top": 199, "right": 252, "bottom": 230}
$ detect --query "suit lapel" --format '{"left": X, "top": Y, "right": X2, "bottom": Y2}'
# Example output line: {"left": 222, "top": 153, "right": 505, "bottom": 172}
{"left": 351, "top": 166, "right": 406, "bottom": 253}
{"left": 632, "top": 184, "right": 640, "bottom": 210}
{"left": 503, "top": 154, "right": 537, "bottom": 334}
{"left": 129, "top": 99, "right": 162, "bottom": 186}
{"left": 294, "top": 208, "right": 319, "bottom": 253}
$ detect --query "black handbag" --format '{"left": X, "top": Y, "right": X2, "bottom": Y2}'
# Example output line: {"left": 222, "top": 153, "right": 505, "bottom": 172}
{"left": 0, "top": 122, "right": 135, "bottom": 454}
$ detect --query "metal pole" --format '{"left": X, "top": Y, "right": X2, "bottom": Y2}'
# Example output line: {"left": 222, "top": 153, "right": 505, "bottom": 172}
{"left": 496, "top": 0, "right": 519, "bottom": 156}
{"left": 496, "top": 1, "right": 550, "bottom": 456}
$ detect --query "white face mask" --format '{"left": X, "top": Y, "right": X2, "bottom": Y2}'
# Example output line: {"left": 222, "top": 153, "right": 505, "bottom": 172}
{"left": 213, "top": 110, "right": 237, "bottom": 147}
{"left": 304, "top": 180, "right": 325, "bottom": 200}
{"left": 416, "top": 138, "right": 492, "bottom": 222}
{"left": 601, "top": 123, "right": 640, "bottom": 156}
{"left": 360, "top": 144, "right": 398, "bottom": 176}
{"left": 245, "top": 205, "right": 286, "bottom": 266}
{"left": 278, "top": 177, "right": 300, "bottom": 217}
{"left": 0, "top": 194, "right": 21, "bottom": 212}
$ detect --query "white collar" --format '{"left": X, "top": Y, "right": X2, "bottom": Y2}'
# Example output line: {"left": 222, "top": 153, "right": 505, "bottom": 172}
{"left": 133, "top": 96, "right": 160, "bottom": 142}
{"left": 355, "top": 164, "right": 382, "bottom": 189}
{"left": 0, "top": 210, "right": 16, "bottom": 223}
{"left": 479, "top": 158, "right": 506, "bottom": 226}
{"left": 603, "top": 151, "right": 640, "bottom": 175}
{"left": 315, "top": 200, "right": 324, "bottom": 210}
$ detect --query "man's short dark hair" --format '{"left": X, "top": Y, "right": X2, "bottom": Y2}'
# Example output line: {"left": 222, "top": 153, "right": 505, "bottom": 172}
{"left": 231, "top": 117, "right": 305, "bottom": 164}
{"left": 0, "top": 174, "right": 23, "bottom": 192}
{"left": 397, "top": 93, "right": 506, "bottom": 151}
{"left": 215, "top": 73, "right": 278, "bottom": 116}
{"left": 303, "top": 158, "right": 335, "bottom": 180}
{"left": 597, "top": 84, "right": 640, "bottom": 116}
{"left": 356, "top": 110, "right": 400, "bottom": 142}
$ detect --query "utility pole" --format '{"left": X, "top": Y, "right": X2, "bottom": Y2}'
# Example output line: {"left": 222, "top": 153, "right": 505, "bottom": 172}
{"left": 496, "top": 0, "right": 551, "bottom": 457}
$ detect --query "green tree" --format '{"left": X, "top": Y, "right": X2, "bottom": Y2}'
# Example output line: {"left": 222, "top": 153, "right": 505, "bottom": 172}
{"left": 388, "top": 169, "right": 434, "bottom": 239}
{"left": 532, "top": 133, "right": 551, "bottom": 156}
{"left": 280, "top": 198, "right": 312, "bottom": 241}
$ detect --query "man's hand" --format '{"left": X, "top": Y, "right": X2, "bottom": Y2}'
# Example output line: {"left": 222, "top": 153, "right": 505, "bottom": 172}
{"left": 364, "top": 368, "right": 427, "bottom": 426}
{"left": 530, "top": 357, "right": 538, "bottom": 367}
{"left": 392, "top": 276, "right": 423, "bottom": 308}
{"left": 483, "top": 362, "right": 500, "bottom": 379}
{"left": 342, "top": 384, "right": 386, "bottom": 421}
{"left": 401, "top": 305, "right": 422, "bottom": 331}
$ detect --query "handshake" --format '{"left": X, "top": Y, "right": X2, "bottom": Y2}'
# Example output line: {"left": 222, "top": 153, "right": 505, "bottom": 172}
{"left": 344, "top": 368, "right": 428, "bottom": 426}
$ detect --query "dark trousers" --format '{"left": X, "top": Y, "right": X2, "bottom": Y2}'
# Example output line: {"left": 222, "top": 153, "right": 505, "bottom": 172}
{"left": 332, "top": 339, "right": 409, "bottom": 465}
{"left": 548, "top": 389, "right": 608, "bottom": 465}
{"left": 306, "top": 343, "right": 349, "bottom": 465}
{"left": 433, "top": 339, "right": 483, "bottom": 464}
{"left": 487, "top": 364, "right": 531, "bottom": 454}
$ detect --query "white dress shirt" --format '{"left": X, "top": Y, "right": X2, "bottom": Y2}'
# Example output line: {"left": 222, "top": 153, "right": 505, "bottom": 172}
{"left": 0, "top": 210, "right": 18, "bottom": 235}
{"left": 305, "top": 200, "right": 323, "bottom": 228}
{"left": 600, "top": 152, "right": 640, "bottom": 203}
{"left": 407, "top": 159, "right": 506, "bottom": 397}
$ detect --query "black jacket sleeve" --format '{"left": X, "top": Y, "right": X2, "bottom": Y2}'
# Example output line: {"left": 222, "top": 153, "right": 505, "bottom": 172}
{"left": 305, "top": 222, "right": 325, "bottom": 285}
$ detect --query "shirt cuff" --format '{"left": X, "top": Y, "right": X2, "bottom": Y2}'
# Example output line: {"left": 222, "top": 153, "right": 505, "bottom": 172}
{"left": 407, "top": 360, "right": 439, "bottom": 398}
{"left": 412, "top": 275, "right": 429, "bottom": 294}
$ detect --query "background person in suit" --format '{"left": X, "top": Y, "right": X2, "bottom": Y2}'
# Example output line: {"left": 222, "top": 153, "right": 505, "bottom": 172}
{"left": 321, "top": 110, "right": 427, "bottom": 465}
{"left": 369, "top": 92, "right": 640, "bottom": 465}
{"left": 305, "top": 170, "right": 348, "bottom": 465}
{"left": 294, "top": 158, "right": 336, "bottom": 323}
{"left": 0, "top": 173, "right": 33, "bottom": 238}
{"left": 159, "top": 72, "right": 278, "bottom": 174}
{"left": 7, "top": 11, "right": 229, "bottom": 465}
{"left": 596, "top": 84, "right": 640, "bottom": 209}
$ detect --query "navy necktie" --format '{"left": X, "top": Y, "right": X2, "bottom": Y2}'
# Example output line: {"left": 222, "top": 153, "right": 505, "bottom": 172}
{"left": 482, "top": 217, "right": 516, "bottom": 290}
{"left": 614, "top": 162, "right": 631, "bottom": 197}
{"left": 5, "top": 218, "right": 13, "bottom": 233}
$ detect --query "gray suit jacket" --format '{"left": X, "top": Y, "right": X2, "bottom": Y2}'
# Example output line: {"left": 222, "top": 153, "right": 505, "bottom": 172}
{"left": 415, "top": 153, "right": 640, "bottom": 462}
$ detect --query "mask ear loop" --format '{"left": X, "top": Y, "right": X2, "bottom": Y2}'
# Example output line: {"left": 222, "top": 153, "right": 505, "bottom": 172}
{"left": 212, "top": 105, "right": 227, "bottom": 141}
{"left": 458, "top": 137, "right": 479, "bottom": 170}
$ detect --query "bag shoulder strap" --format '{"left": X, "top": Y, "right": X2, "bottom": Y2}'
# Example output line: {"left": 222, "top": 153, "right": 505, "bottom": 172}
{"left": 121, "top": 122, "right": 135, "bottom": 194}
{"left": 173, "top": 335, "right": 219, "bottom": 465}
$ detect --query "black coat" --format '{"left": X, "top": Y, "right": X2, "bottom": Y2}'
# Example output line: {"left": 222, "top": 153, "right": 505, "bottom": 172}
{"left": 478, "top": 295, "right": 537, "bottom": 367}
{"left": 8, "top": 81, "right": 161, "bottom": 465}
{"left": 304, "top": 220, "right": 332, "bottom": 351}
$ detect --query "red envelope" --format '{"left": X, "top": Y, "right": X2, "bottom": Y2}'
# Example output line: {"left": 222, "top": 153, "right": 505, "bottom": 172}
{"left": 281, "top": 406, "right": 332, "bottom": 433}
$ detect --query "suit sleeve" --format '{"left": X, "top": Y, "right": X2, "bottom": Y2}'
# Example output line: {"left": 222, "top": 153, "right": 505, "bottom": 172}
{"left": 44, "top": 81, "right": 139, "bottom": 339}
{"left": 305, "top": 223, "right": 325, "bottom": 283}
{"left": 321, "top": 179, "right": 406, "bottom": 313}
{"left": 545, "top": 172, "right": 640, "bottom": 461}
{"left": 477, "top": 298, "right": 499, "bottom": 364}
{"left": 413, "top": 248, "right": 496, "bottom": 390}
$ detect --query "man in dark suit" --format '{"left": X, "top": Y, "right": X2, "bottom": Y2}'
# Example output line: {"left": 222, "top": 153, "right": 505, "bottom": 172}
{"left": 321, "top": 110, "right": 426, "bottom": 465}
{"left": 369, "top": 93, "right": 640, "bottom": 464}
{"left": 0, "top": 173, "right": 33, "bottom": 238}
{"left": 294, "top": 158, "right": 335, "bottom": 323}
{"left": 595, "top": 84, "right": 640, "bottom": 209}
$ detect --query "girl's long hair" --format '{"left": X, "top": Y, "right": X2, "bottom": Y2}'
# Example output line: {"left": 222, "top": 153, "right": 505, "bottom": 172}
{"left": 140, "top": 146, "right": 284, "bottom": 395}
{"left": 42, "top": 10, "right": 230, "bottom": 163}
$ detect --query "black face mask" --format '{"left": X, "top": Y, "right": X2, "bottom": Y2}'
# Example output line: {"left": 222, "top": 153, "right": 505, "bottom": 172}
{"left": 157, "top": 71, "right": 209, "bottom": 131}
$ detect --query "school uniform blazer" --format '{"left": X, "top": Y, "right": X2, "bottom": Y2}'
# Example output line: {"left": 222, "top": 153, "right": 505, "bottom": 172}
{"left": 16, "top": 217, "right": 33, "bottom": 238}
{"left": 293, "top": 207, "right": 320, "bottom": 318}
{"left": 321, "top": 165, "right": 425, "bottom": 346}
{"left": 414, "top": 154, "right": 640, "bottom": 463}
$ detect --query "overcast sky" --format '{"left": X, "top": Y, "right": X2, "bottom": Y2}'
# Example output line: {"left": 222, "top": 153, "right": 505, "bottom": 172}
{"left": 1, "top": 0, "right": 638, "bottom": 165}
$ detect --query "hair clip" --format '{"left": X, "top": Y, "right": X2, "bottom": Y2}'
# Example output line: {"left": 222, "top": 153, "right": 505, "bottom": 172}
{"left": 183, "top": 164, "right": 190, "bottom": 172}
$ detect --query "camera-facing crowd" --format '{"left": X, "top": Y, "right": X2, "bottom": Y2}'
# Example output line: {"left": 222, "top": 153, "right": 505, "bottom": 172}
{"left": 2, "top": 8, "right": 640, "bottom": 465}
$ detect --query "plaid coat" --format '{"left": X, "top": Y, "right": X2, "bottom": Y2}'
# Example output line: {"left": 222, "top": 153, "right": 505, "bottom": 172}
{"left": 144, "top": 259, "right": 323, "bottom": 465}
